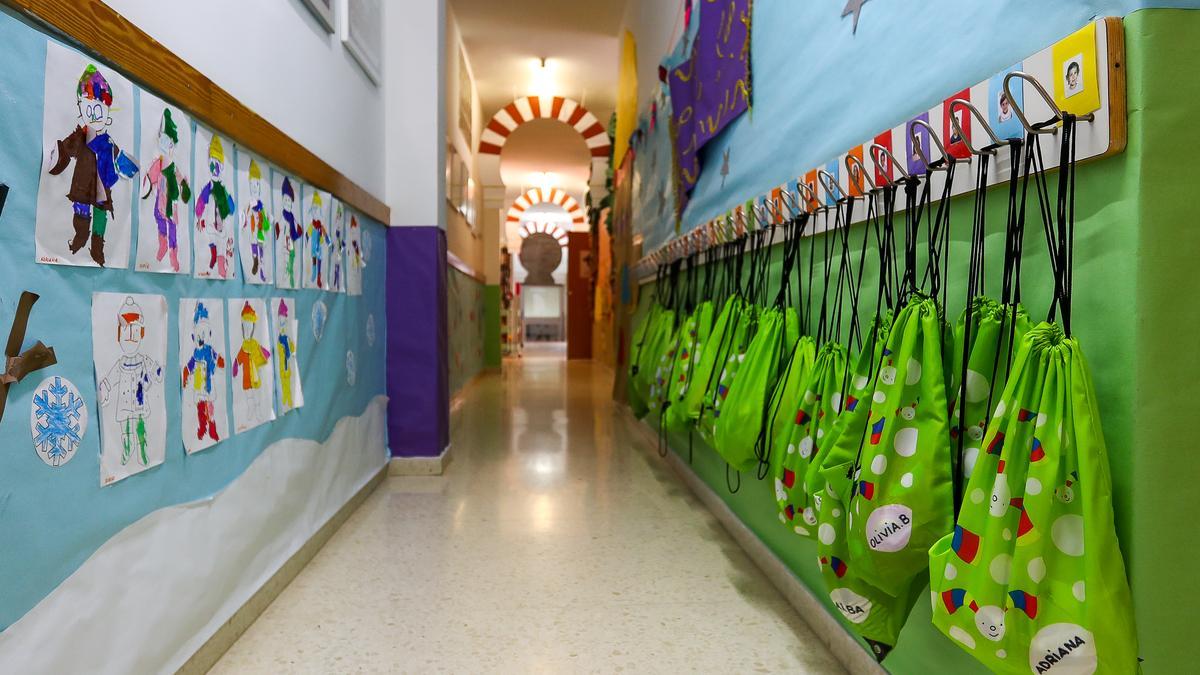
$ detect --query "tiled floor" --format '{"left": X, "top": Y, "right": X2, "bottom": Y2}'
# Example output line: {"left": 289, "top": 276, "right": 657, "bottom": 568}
{"left": 211, "top": 356, "right": 845, "bottom": 674}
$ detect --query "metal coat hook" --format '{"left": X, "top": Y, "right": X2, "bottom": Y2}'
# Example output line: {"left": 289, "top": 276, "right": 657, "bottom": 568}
{"left": 817, "top": 169, "right": 848, "bottom": 204}
{"left": 909, "top": 118, "right": 952, "bottom": 171}
{"left": 1003, "top": 71, "right": 1094, "bottom": 135}
{"left": 948, "top": 98, "right": 1006, "bottom": 155}
{"left": 845, "top": 154, "right": 877, "bottom": 193}
{"left": 796, "top": 180, "right": 819, "bottom": 211}
{"left": 779, "top": 189, "right": 800, "bottom": 217}
{"left": 868, "top": 143, "right": 910, "bottom": 185}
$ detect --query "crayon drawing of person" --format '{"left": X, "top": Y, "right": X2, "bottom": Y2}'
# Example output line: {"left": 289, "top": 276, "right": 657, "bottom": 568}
{"left": 331, "top": 202, "right": 346, "bottom": 292}
{"left": 276, "top": 300, "right": 298, "bottom": 410}
{"left": 141, "top": 109, "right": 190, "bottom": 272}
{"left": 308, "top": 192, "right": 330, "bottom": 289}
{"left": 232, "top": 301, "right": 271, "bottom": 424}
{"left": 48, "top": 64, "right": 139, "bottom": 266}
{"left": 195, "top": 135, "right": 236, "bottom": 278}
{"left": 276, "top": 177, "right": 302, "bottom": 288}
{"left": 242, "top": 159, "right": 272, "bottom": 282}
{"left": 98, "top": 296, "right": 163, "bottom": 465}
{"left": 181, "top": 301, "right": 225, "bottom": 443}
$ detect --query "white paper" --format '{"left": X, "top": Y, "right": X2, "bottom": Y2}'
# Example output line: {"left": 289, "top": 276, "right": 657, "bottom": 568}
{"left": 236, "top": 152, "right": 274, "bottom": 284}
{"left": 273, "top": 172, "right": 303, "bottom": 289}
{"left": 271, "top": 297, "right": 304, "bottom": 414}
{"left": 301, "top": 187, "right": 332, "bottom": 290}
{"left": 228, "top": 298, "right": 275, "bottom": 433}
{"left": 311, "top": 299, "right": 328, "bottom": 342}
{"left": 135, "top": 92, "right": 193, "bottom": 274}
{"left": 36, "top": 44, "right": 138, "bottom": 269}
{"left": 179, "top": 298, "right": 231, "bottom": 453}
{"left": 345, "top": 210, "right": 365, "bottom": 296}
{"left": 30, "top": 375, "right": 88, "bottom": 467}
{"left": 92, "top": 292, "right": 168, "bottom": 486}
{"left": 327, "top": 198, "right": 347, "bottom": 293}
{"left": 345, "top": 350, "right": 357, "bottom": 387}
{"left": 192, "top": 126, "right": 237, "bottom": 279}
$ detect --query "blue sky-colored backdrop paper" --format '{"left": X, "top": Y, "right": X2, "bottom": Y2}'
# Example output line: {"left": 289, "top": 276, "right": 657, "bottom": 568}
{"left": 666, "top": 0, "right": 1200, "bottom": 238}
{"left": 0, "top": 7, "right": 387, "bottom": 630}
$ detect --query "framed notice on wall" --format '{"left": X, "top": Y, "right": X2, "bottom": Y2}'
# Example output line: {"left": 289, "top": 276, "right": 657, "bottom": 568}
{"left": 301, "top": 0, "right": 336, "bottom": 33}
{"left": 458, "top": 46, "right": 472, "bottom": 148}
{"left": 345, "top": 0, "right": 383, "bottom": 85}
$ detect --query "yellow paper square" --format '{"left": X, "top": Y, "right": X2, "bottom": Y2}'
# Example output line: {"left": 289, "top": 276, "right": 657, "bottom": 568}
{"left": 1052, "top": 24, "right": 1101, "bottom": 116}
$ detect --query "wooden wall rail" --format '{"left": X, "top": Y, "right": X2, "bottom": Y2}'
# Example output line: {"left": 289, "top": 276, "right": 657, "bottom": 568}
{"left": 1, "top": 0, "right": 391, "bottom": 225}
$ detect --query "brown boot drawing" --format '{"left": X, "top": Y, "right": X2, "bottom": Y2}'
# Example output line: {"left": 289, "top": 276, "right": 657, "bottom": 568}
{"left": 68, "top": 212, "right": 90, "bottom": 254}
{"left": 89, "top": 233, "right": 106, "bottom": 267}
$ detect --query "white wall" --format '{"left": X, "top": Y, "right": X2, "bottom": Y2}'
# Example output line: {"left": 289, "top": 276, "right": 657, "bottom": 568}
{"left": 386, "top": 0, "right": 447, "bottom": 226}
{"left": 619, "top": 1, "right": 682, "bottom": 121}
{"left": 101, "top": 0, "right": 387, "bottom": 200}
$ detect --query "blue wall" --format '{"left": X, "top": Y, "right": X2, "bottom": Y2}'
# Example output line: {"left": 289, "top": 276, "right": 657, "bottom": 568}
{"left": 0, "top": 8, "right": 387, "bottom": 630}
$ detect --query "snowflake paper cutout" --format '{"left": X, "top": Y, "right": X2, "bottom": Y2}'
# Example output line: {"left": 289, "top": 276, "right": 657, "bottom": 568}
{"left": 31, "top": 375, "right": 87, "bottom": 467}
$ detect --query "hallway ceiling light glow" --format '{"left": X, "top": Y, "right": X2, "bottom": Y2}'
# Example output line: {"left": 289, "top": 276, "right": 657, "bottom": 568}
{"left": 531, "top": 56, "right": 554, "bottom": 98}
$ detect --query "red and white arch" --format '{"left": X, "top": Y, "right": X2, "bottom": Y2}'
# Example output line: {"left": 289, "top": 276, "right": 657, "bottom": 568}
{"left": 518, "top": 221, "right": 569, "bottom": 246}
{"left": 480, "top": 95, "right": 610, "bottom": 157}
{"left": 506, "top": 187, "right": 586, "bottom": 227}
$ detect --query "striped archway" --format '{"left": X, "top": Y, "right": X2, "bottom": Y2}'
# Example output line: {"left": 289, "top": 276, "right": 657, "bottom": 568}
{"left": 506, "top": 187, "right": 587, "bottom": 226}
{"left": 518, "top": 222, "right": 569, "bottom": 246}
{"left": 480, "top": 95, "right": 610, "bottom": 158}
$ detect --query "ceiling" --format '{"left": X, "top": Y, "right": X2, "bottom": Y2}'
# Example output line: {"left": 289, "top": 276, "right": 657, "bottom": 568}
{"left": 451, "top": 0, "right": 627, "bottom": 129}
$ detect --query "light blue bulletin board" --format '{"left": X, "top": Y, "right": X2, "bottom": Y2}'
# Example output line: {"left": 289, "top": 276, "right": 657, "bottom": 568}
{"left": 0, "top": 6, "right": 387, "bottom": 631}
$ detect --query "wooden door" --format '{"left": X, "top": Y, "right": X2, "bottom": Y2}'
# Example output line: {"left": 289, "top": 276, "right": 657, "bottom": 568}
{"left": 566, "top": 231, "right": 594, "bottom": 359}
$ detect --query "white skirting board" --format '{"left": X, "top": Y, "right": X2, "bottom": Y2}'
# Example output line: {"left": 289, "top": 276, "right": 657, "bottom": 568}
{"left": 621, "top": 408, "right": 886, "bottom": 675}
{"left": 0, "top": 396, "right": 390, "bottom": 675}
{"left": 388, "top": 444, "right": 452, "bottom": 476}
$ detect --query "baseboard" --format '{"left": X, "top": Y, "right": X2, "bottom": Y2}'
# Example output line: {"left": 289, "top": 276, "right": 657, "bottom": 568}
{"left": 176, "top": 464, "right": 388, "bottom": 675}
{"left": 620, "top": 407, "right": 886, "bottom": 675}
{"left": 387, "top": 444, "right": 452, "bottom": 476}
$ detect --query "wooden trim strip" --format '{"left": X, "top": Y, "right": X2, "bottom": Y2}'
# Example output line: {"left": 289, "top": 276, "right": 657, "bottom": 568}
{"left": 1, "top": 0, "right": 391, "bottom": 224}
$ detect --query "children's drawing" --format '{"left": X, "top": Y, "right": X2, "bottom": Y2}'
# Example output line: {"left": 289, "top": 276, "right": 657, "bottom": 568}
{"left": 328, "top": 199, "right": 347, "bottom": 293}
{"left": 303, "top": 188, "right": 332, "bottom": 290}
{"left": 92, "top": 293, "right": 167, "bottom": 486}
{"left": 30, "top": 375, "right": 87, "bottom": 467}
{"left": 136, "top": 94, "right": 192, "bottom": 273}
{"left": 273, "top": 174, "right": 304, "bottom": 289}
{"left": 36, "top": 44, "right": 139, "bottom": 268}
{"left": 179, "top": 298, "right": 230, "bottom": 453}
{"left": 346, "top": 350, "right": 357, "bottom": 387}
{"left": 193, "top": 127, "right": 236, "bottom": 279}
{"left": 311, "top": 300, "right": 328, "bottom": 342}
{"left": 272, "top": 298, "right": 304, "bottom": 414}
{"left": 229, "top": 299, "right": 275, "bottom": 432}
{"left": 366, "top": 313, "right": 376, "bottom": 346}
{"left": 346, "top": 211, "right": 365, "bottom": 296}
{"left": 237, "top": 154, "right": 274, "bottom": 284}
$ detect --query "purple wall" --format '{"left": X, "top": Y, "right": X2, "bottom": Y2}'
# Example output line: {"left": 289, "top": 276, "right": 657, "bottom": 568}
{"left": 386, "top": 226, "right": 449, "bottom": 457}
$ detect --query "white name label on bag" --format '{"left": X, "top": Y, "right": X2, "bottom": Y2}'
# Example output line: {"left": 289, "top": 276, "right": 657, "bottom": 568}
{"left": 866, "top": 504, "right": 913, "bottom": 552}
{"left": 1029, "top": 623, "right": 1097, "bottom": 674}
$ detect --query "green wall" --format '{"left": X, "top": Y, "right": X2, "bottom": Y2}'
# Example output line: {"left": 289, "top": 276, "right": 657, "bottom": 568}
{"left": 632, "top": 10, "right": 1196, "bottom": 671}
{"left": 483, "top": 284, "right": 503, "bottom": 368}
{"left": 447, "top": 266, "right": 486, "bottom": 394}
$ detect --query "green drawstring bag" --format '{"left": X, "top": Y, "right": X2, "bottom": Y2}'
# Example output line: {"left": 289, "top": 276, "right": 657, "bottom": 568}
{"left": 674, "top": 296, "right": 739, "bottom": 429}
{"left": 950, "top": 298, "right": 1031, "bottom": 483}
{"left": 772, "top": 341, "right": 848, "bottom": 535}
{"left": 713, "top": 307, "right": 791, "bottom": 471}
{"left": 627, "top": 302, "right": 661, "bottom": 417}
{"left": 632, "top": 308, "right": 675, "bottom": 418}
{"left": 663, "top": 300, "right": 716, "bottom": 433}
{"left": 929, "top": 323, "right": 1138, "bottom": 674}
{"left": 697, "top": 301, "right": 757, "bottom": 446}
{"left": 648, "top": 313, "right": 687, "bottom": 411}
{"left": 845, "top": 295, "right": 954, "bottom": 597}
{"left": 809, "top": 314, "right": 921, "bottom": 660}
{"left": 762, "top": 330, "right": 814, "bottom": 469}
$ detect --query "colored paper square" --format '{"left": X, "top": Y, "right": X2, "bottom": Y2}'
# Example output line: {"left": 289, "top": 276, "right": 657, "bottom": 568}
{"left": 906, "top": 113, "right": 930, "bottom": 175}
{"left": 786, "top": 179, "right": 802, "bottom": 216}
{"left": 944, "top": 89, "right": 971, "bottom": 159}
{"left": 802, "top": 171, "right": 819, "bottom": 211}
{"left": 822, "top": 160, "right": 840, "bottom": 206}
{"left": 990, "top": 63, "right": 1025, "bottom": 141}
{"left": 873, "top": 130, "right": 893, "bottom": 186}
{"left": 770, "top": 187, "right": 783, "bottom": 224}
{"left": 847, "top": 145, "right": 865, "bottom": 197}
{"left": 1052, "top": 24, "right": 1101, "bottom": 116}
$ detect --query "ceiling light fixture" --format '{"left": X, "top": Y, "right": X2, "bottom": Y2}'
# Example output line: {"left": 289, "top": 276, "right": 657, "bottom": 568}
{"left": 531, "top": 56, "right": 553, "bottom": 98}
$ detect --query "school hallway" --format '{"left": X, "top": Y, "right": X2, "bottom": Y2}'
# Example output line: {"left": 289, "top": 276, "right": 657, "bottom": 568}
{"left": 210, "top": 352, "right": 846, "bottom": 674}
